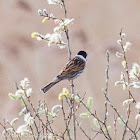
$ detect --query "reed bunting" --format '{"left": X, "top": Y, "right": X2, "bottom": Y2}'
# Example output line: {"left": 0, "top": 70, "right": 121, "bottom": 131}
{"left": 41, "top": 51, "right": 87, "bottom": 93}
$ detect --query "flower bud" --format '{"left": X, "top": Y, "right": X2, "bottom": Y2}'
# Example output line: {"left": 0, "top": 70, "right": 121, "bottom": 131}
{"left": 38, "top": 9, "right": 42, "bottom": 16}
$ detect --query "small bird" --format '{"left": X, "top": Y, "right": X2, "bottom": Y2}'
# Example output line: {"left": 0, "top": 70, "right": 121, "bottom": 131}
{"left": 41, "top": 51, "right": 87, "bottom": 93}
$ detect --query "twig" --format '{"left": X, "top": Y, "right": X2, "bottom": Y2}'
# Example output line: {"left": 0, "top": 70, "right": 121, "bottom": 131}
{"left": 61, "top": 0, "right": 76, "bottom": 139}
{"left": 61, "top": 99, "right": 72, "bottom": 140}
{"left": 76, "top": 118, "right": 91, "bottom": 140}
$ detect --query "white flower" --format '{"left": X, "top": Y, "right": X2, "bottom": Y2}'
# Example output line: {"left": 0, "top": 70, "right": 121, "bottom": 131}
{"left": 2, "top": 128, "right": 13, "bottom": 135}
{"left": 53, "top": 26, "right": 61, "bottom": 33}
{"left": 63, "top": 18, "right": 74, "bottom": 26}
{"left": 123, "top": 99, "right": 133, "bottom": 106}
{"left": 26, "top": 88, "right": 32, "bottom": 97}
{"left": 50, "top": 14, "right": 54, "bottom": 18}
{"left": 15, "top": 89, "right": 24, "bottom": 97}
{"left": 120, "top": 72, "right": 125, "bottom": 80}
{"left": 116, "top": 52, "right": 124, "bottom": 58}
{"left": 48, "top": 0, "right": 62, "bottom": 5}
{"left": 24, "top": 113, "right": 34, "bottom": 126}
{"left": 9, "top": 89, "right": 24, "bottom": 100}
{"left": 8, "top": 93, "right": 21, "bottom": 100}
{"left": 16, "top": 124, "right": 31, "bottom": 135}
{"left": 58, "top": 43, "right": 66, "bottom": 49}
{"left": 38, "top": 103, "right": 47, "bottom": 116}
{"left": 129, "top": 63, "right": 140, "bottom": 79}
{"left": 115, "top": 81, "right": 125, "bottom": 86}
{"left": 122, "top": 61, "right": 126, "bottom": 68}
{"left": 10, "top": 118, "right": 19, "bottom": 126}
{"left": 135, "top": 114, "right": 140, "bottom": 120}
{"left": 43, "top": 9, "right": 47, "bottom": 15}
{"left": 55, "top": 19, "right": 62, "bottom": 24}
{"left": 123, "top": 41, "right": 131, "bottom": 52}
{"left": 20, "top": 78, "right": 30, "bottom": 90}
{"left": 117, "top": 40, "right": 122, "bottom": 45}
{"left": 135, "top": 102, "right": 140, "bottom": 109}
{"left": 123, "top": 82, "right": 128, "bottom": 90}
{"left": 36, "top": 36, "right": 43, "bottom": 41}
{"left": 130, "top": 82, "right": 140, "bottom": 88}
{"left": 45, "top": 33, "right": 51, "bottom": 39}
{"left": 48, "top": 133, "right": 55, "bottom": 140}
{"left": 51, "top": 105, "right": 62, "bottom": 117}
{"left": 115, "top": 81, "right": 128, "bottom": 90}
{"left": 54, "top": 18, "right": 74, "bottom": 33}
{"left": 19, "top": 107, "right": 27, "bottom": 116}
{"left": 121, "top": 33, "right": 126, "bottom": 39}
{"left": 46, "top": 33, "right": 62, "bottom": 46}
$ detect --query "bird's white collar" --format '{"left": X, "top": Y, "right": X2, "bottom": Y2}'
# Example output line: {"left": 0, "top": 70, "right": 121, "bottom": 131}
{"left": 76, "top": 54, "right": 87, "bottom": 62}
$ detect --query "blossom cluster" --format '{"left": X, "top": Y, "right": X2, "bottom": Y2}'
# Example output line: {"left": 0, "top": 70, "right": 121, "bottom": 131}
{"left": 115, "top": 32, "right": 140, "bottom": 121}
{"left": 31, "top": 1, "right": 74, "bottom": 49}
{"left": 6, "top": 78, "right": 63, "bottom": 138}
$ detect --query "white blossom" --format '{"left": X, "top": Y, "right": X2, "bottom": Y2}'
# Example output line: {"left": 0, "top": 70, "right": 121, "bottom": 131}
{"left": 45, "top": 33, "right": 62, "bottom": 46}
{"left": 123, "top": 99, "right": 133, "bottom": 106}
{"left": 123, "top": 82, "right": 128, "bottom": 90}
{"left": 63, "top": 18, "right": 74, "bottom": 26}
{"left": 26, "top": 88, "right": 32, "bottom": 97}
{"left": 15, "top": 89, "right": 24, "bottom": 97}
{"left": 115, "top": 81, "right": 128, "bottom": 90}
{"left": 19, "top": 107, "right": 27, "bottom": 116}
{"left": 24, "top": 113, "right": 34, "bottom": 126}
{"left": 123, "top": 41, "right": 131, "bottom": 52}
{"left": 51, "top": 105, "right": 62, "bottom": 117}
{"left": 43, "top": 9, "right": 47, "bottom": 15}
{"left": 58, "top": 43, "right": 66, "bottom": 49}
{"left": 115, "top": 81, "right": 125, "bottom": 86}
{"left": 38, "top": 103, "right": 47, "bottom": 116}
{"left": 16, "top": 124, "right": 31, "bottom": 135}
{"left": 48, "top": 133, "right": 55, "bottom": 140}
{"left": 117, "top": 40, "right": 122, "bottom": 45}
{"left": 120, "top": 72, "right": 125, "bottom": 80}
{"left": 122, "top": 61, "right": 126, "bottom": 68}
{"left": 129, "top": 63, "right": 140, "bottom": 79}
{"left": 121, "top": 33, "right": 126, "bottom": 39}
{"left": 50, "top": 14, "right": 54, "bottom": 18}
{"left": 10, "top": 118, "right": 19, "bottom": 126}
{"left": 36, "top": 36, "right": 43, "bottom": 41}
{"left": 116, "top": 52, "right": 124, "bottom": 58}
{"left": 20, "top": 78, "right": 30, "bottom": 90}
{"left": 54, "top": 18, "right": 74, "bottom": 33}
{"left": 2, "top": 128, "right": 13, "bottom": 135}
{"left": 135, "top": 102, "right": 140, "bottom": 109}
{"left": 130, "top": 82, "right": 140, "bottom": 88}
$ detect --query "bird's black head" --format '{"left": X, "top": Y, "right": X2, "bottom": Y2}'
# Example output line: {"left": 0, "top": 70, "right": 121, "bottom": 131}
{"left": 77, "top": 51, "right": 87, "bottom": 58}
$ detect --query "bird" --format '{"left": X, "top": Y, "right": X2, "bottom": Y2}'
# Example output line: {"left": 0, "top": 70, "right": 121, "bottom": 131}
{"left": 41, "top": 51, "right": 87, "bottom": 93}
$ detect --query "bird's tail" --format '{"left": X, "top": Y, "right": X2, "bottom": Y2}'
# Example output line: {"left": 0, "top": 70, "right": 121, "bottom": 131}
{"left": 41, "top": 80, "right": 60, "bottom": 94}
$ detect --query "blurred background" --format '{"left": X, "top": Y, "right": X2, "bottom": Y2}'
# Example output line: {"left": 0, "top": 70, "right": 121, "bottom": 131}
{"left": 0, "top": 0, "right": 140, "bottom": 139}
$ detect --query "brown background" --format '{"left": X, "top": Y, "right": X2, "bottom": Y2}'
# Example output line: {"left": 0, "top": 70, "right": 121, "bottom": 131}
{"left": 0, "top": 0, "right": 140, "bottom": 139}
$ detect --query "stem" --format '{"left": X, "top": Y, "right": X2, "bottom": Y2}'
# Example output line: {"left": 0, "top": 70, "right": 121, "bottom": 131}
{"left": 61, "top": 0, "right": 76, "bottom": 139}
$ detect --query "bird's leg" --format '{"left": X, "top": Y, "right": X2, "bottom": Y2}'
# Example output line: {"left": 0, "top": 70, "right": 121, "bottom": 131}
{"left": 69, "top": 80, "right": 74, "bottom": 87}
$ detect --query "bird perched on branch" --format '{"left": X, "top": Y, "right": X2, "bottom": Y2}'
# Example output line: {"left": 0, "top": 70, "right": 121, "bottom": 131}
{"left": 41, "top": 51, "right": 87, "bottom": 93}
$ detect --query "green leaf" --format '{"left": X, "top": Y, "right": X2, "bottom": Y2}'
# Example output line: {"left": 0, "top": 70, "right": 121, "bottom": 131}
{"left": 80, "top": 112, "right": 90, "bottom": 118}
{"left": 86, "top": 97, "right": 93, "bottom": 109}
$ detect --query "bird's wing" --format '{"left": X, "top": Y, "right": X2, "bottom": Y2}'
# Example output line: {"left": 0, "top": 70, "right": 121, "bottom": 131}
{"left": 58, "top": 56, "right": 85, "bottom": 76}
